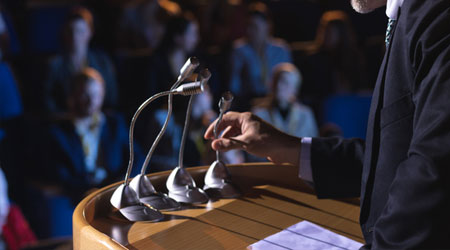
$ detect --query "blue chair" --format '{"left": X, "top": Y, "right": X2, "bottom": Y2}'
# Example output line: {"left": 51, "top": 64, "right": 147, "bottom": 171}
{"left": 23, "top": 184, "right": 74, "bottom": 239}
{"left": 322, "top": 94, "right": 372, "bottom": 139}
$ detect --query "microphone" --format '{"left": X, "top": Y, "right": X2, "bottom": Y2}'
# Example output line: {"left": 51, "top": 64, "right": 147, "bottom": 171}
{"left": 199, "top": 68, "right": 212, "bottom": 85}
{"left": 219, "top": 91, "right": 233, "bottom": 113}
{"left": 172, "top": 68, "right": 211, "bottom": 96}
{"left": 110, "top": 83, "right": 208, "bottom": 218}
{"left": 177, "top": 57, "right": 200, "bottom": 82}
{"left": 127, "top": 69, "right": 211, "bottom": 209}
{"left": 173, "top": 81, "right": 205, "bottom": 96}
{"left": 165, "top": 68, "right": 213, "bottom": 204}
{"left": 203, "top": 91, "right": 240, "bottom": 199}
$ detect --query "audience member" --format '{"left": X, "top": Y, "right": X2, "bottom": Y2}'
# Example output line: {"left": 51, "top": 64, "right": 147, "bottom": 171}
{"left": 146, "top": 12, "right": 200, "bottom": 96}
{"left": 200, "top": 0, "right": 247, "bottom": 103}
{"left": 253, "top": 63, "right": 318, "bottom": 138}
{"left": 43, "top": 68, "right": 142, "bottom": 203}
{"left": 300, "top": 11, "right": 368, "bottom": 105}
{"left": 0, "top": 167, "right": 37, "bottom": 250}
{"left": 115, "top": 0, "right": 180, "bottom": 52}
{"left": 229, "top": 2, "right": 292, "bottom": 111}
{"left": 43, "top": 6, "right": 118, "bottom": 115}
{"left": 0, "top": 9, "right": 27, "bottom": 208}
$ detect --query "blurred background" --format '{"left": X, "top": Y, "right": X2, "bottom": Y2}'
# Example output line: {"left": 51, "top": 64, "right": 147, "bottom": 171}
{"left": 0, "top": 0, "right": 385, "bottom": 248}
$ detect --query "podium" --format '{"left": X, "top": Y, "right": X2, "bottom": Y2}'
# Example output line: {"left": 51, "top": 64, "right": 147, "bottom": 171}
{"left": 73, "top": 163, "right": 363, "bottom": 249}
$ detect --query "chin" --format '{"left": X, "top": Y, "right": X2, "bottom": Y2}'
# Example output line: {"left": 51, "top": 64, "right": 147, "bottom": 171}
{"left": 351, "top": 0, "right": 386, "bottom": 13}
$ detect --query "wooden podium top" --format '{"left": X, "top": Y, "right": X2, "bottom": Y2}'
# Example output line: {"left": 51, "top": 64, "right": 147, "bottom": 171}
{"left": 73, "top": 163, "right": 363, "bottom": 249}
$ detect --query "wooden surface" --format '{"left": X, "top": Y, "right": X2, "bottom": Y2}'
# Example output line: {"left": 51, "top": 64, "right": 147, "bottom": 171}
{"left": 73, "top": 163, "right": 363, "bottom": 249}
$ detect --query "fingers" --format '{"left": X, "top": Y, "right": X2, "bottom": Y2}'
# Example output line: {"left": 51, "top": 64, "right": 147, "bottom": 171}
{"left": 211, "top": 136, "right": 248, "bottom": 151}
{"left": 204, "top": 119, "right": 217, "bottom": 139}
{"left": 204, "top": 111, "right": 243, "bottom": 139}
{"left": 221, "top": 125, "right": 241, "bottom": 138}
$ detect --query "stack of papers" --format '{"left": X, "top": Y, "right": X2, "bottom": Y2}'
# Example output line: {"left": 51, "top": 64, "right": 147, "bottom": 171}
{"left": 248, "top": 221, "right": 363, "bottom": 250}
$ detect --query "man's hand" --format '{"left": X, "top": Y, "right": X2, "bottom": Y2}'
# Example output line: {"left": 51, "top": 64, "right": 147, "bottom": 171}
{"left": 204, "top": 112, "right": 301, "bottom": 166}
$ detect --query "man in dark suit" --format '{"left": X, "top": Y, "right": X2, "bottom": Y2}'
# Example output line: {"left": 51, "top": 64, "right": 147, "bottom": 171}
{"left": 205, "top": 0, "right": 450, "bottom": 248}
{"left": 43, "top": 68, "right": 143, "bottom": 203}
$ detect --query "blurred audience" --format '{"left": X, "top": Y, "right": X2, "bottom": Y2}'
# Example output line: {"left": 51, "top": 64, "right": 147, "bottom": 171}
{"left": 146, "top": 11, "right": 200, "bottom": 96}
{"left": 0, "top": 0, "right": 386, "bottom": 240}
{"left": 0, "top": 8, "right": 28, "bottom": 211}
{"left": 42, "top": 68, "right": 142, "bottom": 203}
{"left": 137, "top": 12, "right": 202, "bottom": 172}
{"left": 253, "top": 63, "right": 318, "bottom": 138}
{"left": 43, "top": 6, "right": 118, "bottom": 115}
{"left": 229, "top": 1, "right": 292, "bottom": 111}
{"left": 115, "top": 0, "right": 180, "bottom": 53}
{"left": 298, "top": 10, "right": 368, "bottom": 114}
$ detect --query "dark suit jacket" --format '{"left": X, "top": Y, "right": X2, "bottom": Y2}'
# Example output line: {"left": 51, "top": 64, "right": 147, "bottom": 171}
{"left": 45, "top": 113, "right": 143, "bottom": 203}
{"left": 310, "top": 0, "right": 450, "bottom": 248}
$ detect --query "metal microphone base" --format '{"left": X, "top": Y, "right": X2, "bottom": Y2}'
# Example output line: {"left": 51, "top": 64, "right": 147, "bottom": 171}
{"left": 110, "top": 184, "right": 164, "bottom": 222}
{"left": 130, "top": 174, "right": 181, "bottom": 211}
{"left": 203, "top": 160, "right": 240, "bottom": 199}
{"left": 166, "top": 166, "right": 209, "bottom": 204}
{"left": 118, "top": 204, "right": 164, "bottom": 222}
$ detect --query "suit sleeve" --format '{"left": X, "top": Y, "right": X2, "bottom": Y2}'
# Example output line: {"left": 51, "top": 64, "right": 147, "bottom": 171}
{"left": 372, "top": 1, "right": 450, "bottom": 248}
{"left": 310, "top": 137, "right": 364, "bottom": 199}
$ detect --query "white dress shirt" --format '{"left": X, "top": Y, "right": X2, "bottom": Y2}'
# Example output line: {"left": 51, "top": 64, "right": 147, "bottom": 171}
{"left": 386, "top": 0, "right": 404, "bottom": 20}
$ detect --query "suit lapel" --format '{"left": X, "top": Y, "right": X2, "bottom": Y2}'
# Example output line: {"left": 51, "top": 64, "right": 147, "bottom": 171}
{"left": 360, "top": 17, "right": 399, "bottom": 223}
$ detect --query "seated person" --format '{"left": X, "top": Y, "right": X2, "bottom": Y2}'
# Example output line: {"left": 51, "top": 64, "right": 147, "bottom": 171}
{"left": 252, "top": 63, "right": 318, "bottom": 138}
{"left": 0, "top": 167, "right": 36, "bottom": 250}
{"left": 229, "top": 2, "right": 292, "bottom": 110}
{"left": 44, "top": 68, "right": 142, "bottom": 203}
{"left": 43, "top": 6, "right": 118, "bottom": 114}
{"left": 0, "top": 9, "right": 28, "bottom": 207}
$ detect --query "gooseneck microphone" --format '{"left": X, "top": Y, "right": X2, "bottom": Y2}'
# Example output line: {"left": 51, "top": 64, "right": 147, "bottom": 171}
{"left": 122, "top": 81, "right": 204, "bottom": 185}
{"left": 165, "top": 69, "right": 212, "bottom": 204}
{"left": 178, "top": 69, "right": 211, "bottom": 168}
{"left": 178, "top": 57, "right": 200, "bottom": 82}
{"left": 110, "top": 77, "right": 206, "bottom": 220}
{"left": 215, "top": 91, "right": 234, "bottom": 160}
{"left": 124, "top": 59, "right": 209, "bottom": 212}
{"left": 203, "top": 91, "right": 240, "bottom": 199}
{"left": 139, "top": 58, "right": 200, "bottom": 178}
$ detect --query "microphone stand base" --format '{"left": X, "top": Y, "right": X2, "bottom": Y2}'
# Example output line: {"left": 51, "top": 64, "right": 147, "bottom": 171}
{"left": 130, "top": 174, "right": 181, "bottom": 211}
{"left": 168, "top": 188, "right": 209, "bottom": 204}
{"left": 204, "top": 160, "right": 240, "bottom": 199}
{"left": 118, "top": 204, "right": 164, "bottom": 222}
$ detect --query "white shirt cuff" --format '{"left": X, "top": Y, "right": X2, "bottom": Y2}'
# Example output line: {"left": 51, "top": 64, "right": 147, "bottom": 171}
{"left": 299, "top": 137, "right": 313, "bottom": 182}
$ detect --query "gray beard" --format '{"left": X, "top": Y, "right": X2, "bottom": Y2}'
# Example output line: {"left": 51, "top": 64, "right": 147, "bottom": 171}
{"left": 351, "top": 0, "right": 377, "bottom": 13}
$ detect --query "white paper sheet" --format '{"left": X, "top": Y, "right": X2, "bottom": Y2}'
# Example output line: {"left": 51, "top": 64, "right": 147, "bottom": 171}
{"left": 248, "top": 220, "right": 363, "bottom": 250}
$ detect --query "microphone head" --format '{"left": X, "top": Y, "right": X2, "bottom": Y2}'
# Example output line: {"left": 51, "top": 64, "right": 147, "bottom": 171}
{"left": 178, "top": 57, "right": 200, "bottom": 81}
{"left": 174, "top": 81, "right": 205, "bottom": 96}
{"left": 219, "top": 91, "right": 233, "bottom": 112}
{"left": 199, "top": 68, "right": 212, "bottom": 83}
